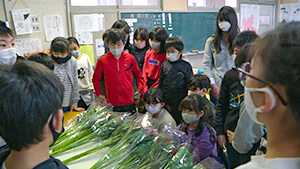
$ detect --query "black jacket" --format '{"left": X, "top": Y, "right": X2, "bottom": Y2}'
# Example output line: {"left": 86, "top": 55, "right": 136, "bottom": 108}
{"left": 133, "top": 46, "right": 149, "bottom": 71}
{"left": 215, "top": 68, "right": 244, "bottom": 135}
{"left": 158, "top": 58, "right": 193, "bottom": 106}
{"left": 0, "top": 145, "right": 68, "bottom": 169}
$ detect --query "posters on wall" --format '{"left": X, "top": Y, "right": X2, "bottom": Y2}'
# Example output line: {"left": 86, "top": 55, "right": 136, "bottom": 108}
{"left": 73, "top": 14, "right": 105, "bottom": 33}
{"left": 43, "top": 14, "right": 64, "bottom": 42}
{"left": 95, "top": 39, "right": 105, "bottom": 58}
{"left": 79, "top": 45, "right": 95, "bottom": 65}
{"left": 280, "top": 2, "right": 300, "bottom": 23}
{"left": 11, "top": 9, "right": 33, "bottom": 35}
{"left": 76, "top": 32, "right": 93, "bottom": 45}
{"left": 31, "top": 15, "right": 41, "bottom": 32}
{"left": 14, "top": 38, "right": 43, "bottom": 56}
{"left": 240, "top": 4, "right": 260, "bottom": 32}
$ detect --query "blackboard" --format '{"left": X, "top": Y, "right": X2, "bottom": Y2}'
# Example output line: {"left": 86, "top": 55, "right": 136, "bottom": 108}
{"left": 121, "top": 12, "right": 217, "bottom": 53}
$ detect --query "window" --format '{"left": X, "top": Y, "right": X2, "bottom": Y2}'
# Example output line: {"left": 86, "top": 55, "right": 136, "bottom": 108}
{"left": 71, "top": 0, "right": 117, "bottom": 6}
{"left": 121, "top": 0, "right": 158, "bottom": 6}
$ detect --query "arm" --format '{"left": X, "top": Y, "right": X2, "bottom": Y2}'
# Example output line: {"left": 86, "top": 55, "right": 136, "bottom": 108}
{"left": 87, "top": 55, "right": 94, "bottom": 90}
{"left": 132, "top": 58, "right": 144, "bottom": 94}
{"left": 92, "top": 59, "right": 103, "bottom": 96}
{"left": 142, "top": 53, "right": 149, "bottom": 95}
{"left": 203, "top": 37, "right": 215, "bottom": 85}
{"left": 71, "top": 59, "right": 79, "bottom": 107}
{"left": 158, "top": 63, "right": 164, "bottom": 89}
{"left": 232, "top": 102, "right": 264, "bottom": 154}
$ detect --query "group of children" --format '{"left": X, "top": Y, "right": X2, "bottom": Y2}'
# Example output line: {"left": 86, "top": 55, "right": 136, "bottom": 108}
{"left": 1, "top": 5, "right": 300, "bottom": 169}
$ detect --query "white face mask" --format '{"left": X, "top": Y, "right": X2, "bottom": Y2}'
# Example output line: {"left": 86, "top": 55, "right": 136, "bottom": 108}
{"left": 149, "top": 40, "right": 161, "bottom": 49}
{"left": 218, "top": 21, "right": 231, "bottom": 32}
{"left": 244, "top": 87, "right": 276, "bottom": 125}
{"left": 0, "top": 48, "right": 17, "bottom": 65}
{"left": 146, "top": 104, "right": 162, "bottom": 115}
{"left": 166, "top": 53, "right": 179, "bottom": 62}
{"left": 110, "top": 46, "right": 124, "bottom": 57}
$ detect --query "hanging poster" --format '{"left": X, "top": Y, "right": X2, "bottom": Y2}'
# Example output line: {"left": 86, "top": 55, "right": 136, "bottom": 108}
{"left": 11, "top": 9, "right": 33, "bottom": 35}
{"left": 14, "top": 38, "right": 43, "bottom": 56}
{"left": 76, "top": 32, "right": 93, "bottom": 45}
{"left": 73, "top": 14, "right": 105, "bottom": 32}
{"left": 240, "top": 4, "right": 260, "bottom": 32}
{"left": 43, "top": 14, "right": 64, "bottom": 42}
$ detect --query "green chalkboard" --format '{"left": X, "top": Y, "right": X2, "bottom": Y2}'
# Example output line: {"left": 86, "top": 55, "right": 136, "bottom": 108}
{"left": 121, "top": 12, "right": 217, "bottom": 53}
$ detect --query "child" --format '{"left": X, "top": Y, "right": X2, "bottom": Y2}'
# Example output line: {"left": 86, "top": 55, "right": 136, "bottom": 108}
{"left": 143, "top": 27, "right": 168, "bottom": 93}
{"left": 236, "top": 21, "right": 300, "bottom": 169}
{"left": 50, "top": 37, "right": 84, "bottom": 112}
{"left": 92, "top": 28, "right": 144, "bottom": 113}
{"left": 177, "top": 94, "right": 217, "bottom": 164}
{"left": 68, "top": 37, "right": 94, "bottom": 110}
{"left": 0, "top": 61, "right": 67, "bottom": 169}
{"left": 203, "top": 6, "right": 239, "bottom": 101}
{"left": 216, "top": 44, "right": 258, "bottom": 168}
{"left": 158, "top": 37, "right": 193, "bottom": 124}
{"left": 232, "top": 31, "right": 259, "bottom": 60}
{"left": 133, "top": 27, "right": 150, "bottom": 70}
{"left": 187, "top": 74, "right": 216, "bottom": 128}
{"left": 28, "top": 52, "right": 54, "bottom": 70}
{"left": 143, "top": 88, "right": 176, "bottom": 132}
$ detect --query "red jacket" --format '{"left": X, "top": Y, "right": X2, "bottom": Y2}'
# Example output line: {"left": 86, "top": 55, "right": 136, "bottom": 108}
{"left": 142, "top": 49, "right": 166, "bottom": 94}
{"left": 92, "top": 51, "right": 144, "bottom": 106}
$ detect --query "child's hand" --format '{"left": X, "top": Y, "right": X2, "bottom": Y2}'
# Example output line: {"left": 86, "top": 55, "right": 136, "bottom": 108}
{"left": 70, "top": 106, "right": 85, "bottom": 112}
{"left": 98, "top": 95, "right": 107, "bottom": 106}
{"left": 211, "top": 84, "right": 220, "bottom": 99}
{"left": 226, "top": 130, "right": 234, "bottom": 144}
{"left": 217, "top": 135, "right": 227, "bottom": 149}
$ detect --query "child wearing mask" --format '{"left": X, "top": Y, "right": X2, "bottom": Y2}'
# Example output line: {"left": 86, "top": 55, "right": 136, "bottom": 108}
{"left": 143, "top": 88, "right": 176, "bottom": 132}
{"left": 143, "top": 27, "right": 169, "bottom": 93}
{"left": 68, "top": 37, "right": 94, "bottom": 110}
{"left": 177, "top": 94, "right": 217, "bottom": 164}
{"left": 133, "top": 27, "right": 150, "bottom": 71}
{"left": 0, "top": 61, "right": 67, "bottom": 169}
{"left": 158, "top": 37, "right": 193, "bottom": 125}
{"left": 92, "top": 28, "right": 144, "bottom": 113}
{"left": 50, "top": 37, "right": 84, "bottom": 113}
{"left": 203, "top": 6, "right": 239, "bottom": 102}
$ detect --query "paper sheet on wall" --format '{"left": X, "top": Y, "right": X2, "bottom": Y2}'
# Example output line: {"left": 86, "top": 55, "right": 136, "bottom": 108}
{"left": 11, "top": 9, "right": 33, "bottom": 35}
{"left": 31, "top": 15, "right": 41, "bottom": 32}
{"left": 280, "top": 2, "right": 300, "bottom": 23}
{"left": 79, "top": 45, "right": 95, "bottom": 65}
{"left": 95, "top": 39, "right": 105, "bottom": 58}
{"left": 75, "top": 32, "right": 93, "bottom": 45}
{"left": 241, "top": 4, "right": 260, "bottom": 32}
{"left": 74, "top": 14, "right": 105, "bottom": 32}
{"left": 43, "top": 14, "right": 64, "bottom": 42}
{"left": 14, "top": 38, "right": 43, "bottom": 56}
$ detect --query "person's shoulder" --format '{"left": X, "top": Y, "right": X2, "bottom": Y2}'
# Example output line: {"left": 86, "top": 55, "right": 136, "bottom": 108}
{"left": 206, "top": 36, "right": 215, "bottom": 43}
{"left": 33, "top": 157, "right": 68, "bottom": 169}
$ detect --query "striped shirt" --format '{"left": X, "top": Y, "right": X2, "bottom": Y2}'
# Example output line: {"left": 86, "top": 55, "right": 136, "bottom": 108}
{"left": 54, "top": 64, "right": 72, "bottom": 107}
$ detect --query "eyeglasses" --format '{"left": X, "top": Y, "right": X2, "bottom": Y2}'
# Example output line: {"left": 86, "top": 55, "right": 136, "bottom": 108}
{"left": 234, "top": 62, "right": 288, "bottom": 106}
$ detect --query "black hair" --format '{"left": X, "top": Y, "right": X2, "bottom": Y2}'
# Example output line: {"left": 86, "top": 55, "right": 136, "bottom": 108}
{"left": 107, "top": 28, "right": 126, "bottom": 45}
{"left": 234, "top": 43, "right": 254, "bottom": 67}
{"left": 134, "top": 27, "right": 150, "bottom": 47}
{"left": 178, "top": 94, "right": 210, "bottom": 137}
{"left": 0, "top": 61, "right": 64, "bottom": 151}
{"left": 233, "top": 31, "right": 260, "bottom": 48}
{"left": 111, "top": 20, "right": 131, "bottom": 49}
{"left": 28, "top": 53, "right": 55, "bottom": 70}
{"left": 213, "top": 6, "right": 239, "bottom": 54}
{"left": 188, "top": 74, "right": 211, "bottom": 91}
{"left": 165, "top": 37, "right": 184, "bottom": 52}
{"left": 0, "top": 20, "right": 13, "bottom": 38}
{"left": 67, "top": 37, "right": 80, "bottom": 47}
{"left": 50, "top": 37, "right": 70, "bottom": 53}
{"left": 149, "top": 27, "right": 169, "bottom": 54}
{"left": 144, "top": 88, "right": 165, "bottom": 105}
{"left": 102, "top": 29, "right": 110, "bottom": 42}
{"left": 254, "top": 22, "right": 300, "bottom": 120}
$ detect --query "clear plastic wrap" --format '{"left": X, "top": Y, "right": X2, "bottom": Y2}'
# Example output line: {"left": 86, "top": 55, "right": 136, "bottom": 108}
{"left": 198, "top": 157, "right": 226, "bottom": 169}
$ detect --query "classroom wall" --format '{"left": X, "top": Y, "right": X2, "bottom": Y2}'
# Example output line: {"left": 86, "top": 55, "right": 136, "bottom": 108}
{"left": 281, "top": 0, "right": 299, "bottom": 3}
{"left": 0, "top": 1, "right": 6, "bottom": 21}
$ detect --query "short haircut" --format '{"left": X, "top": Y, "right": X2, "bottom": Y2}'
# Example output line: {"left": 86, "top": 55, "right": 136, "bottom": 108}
{"left": 50, "top": 37, "right": 70, "bottom": 53}
{"left": 165, "top": 37, "right": 184, "bottom": 52}
{"left": 0, "top": 61, "right": 64, "bottom": 151}
{"left": 107, "top": 28, "right": 126, "bottom": 44}
{"left": 102, "top": 29, "right": 110, "bottom": 42}
{"left": 234, "top": 43, "right": 254, "bottom": 67}
{"left": 233, "top": 31, "right": 259, "bottom": 48}
{"left": 188, "top": 74, "right": 211, "bottom": 90}
{"left": 149, "top": 27, "right": 169, "bottom": 54}
{"left": 144, "top": 88, "right": 165, "bottom": 105}
{"left": 111, "top": 20, "right": 130, "bottom": 34}
{"left": 67, "top": 37, "right": 80, "bottom": 47}
{"left": 134, "top": 27, "right": 149, "bottom": 47}
{"left": 0, "top": 20, "right": 13, "bottom": 38}
{"left": 28, "top": 52, "right": 55, "bottom": 70}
